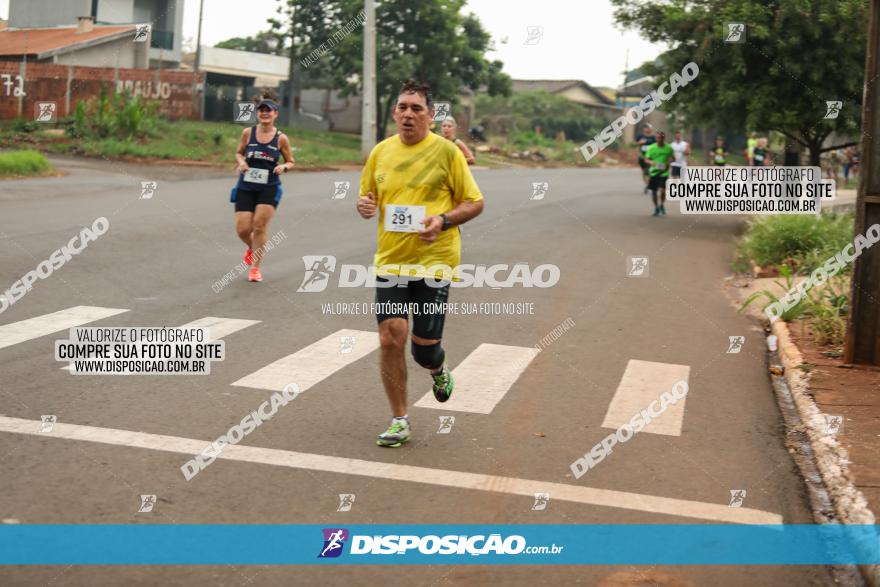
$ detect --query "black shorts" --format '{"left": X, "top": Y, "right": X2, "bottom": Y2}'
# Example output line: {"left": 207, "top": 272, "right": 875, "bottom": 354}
{"left": 375, "top": 276, "right": 450, "bottom": 340}
{"left": 671, "top": 166, "right": 682, "bottom": 178}
{"left": 639, "top": 159, "right": 651, "bottom": 175}
{"left": 649, "top": 174, "right": 669, "bottom": 191}
{"left": 234, "top": 185, "right": 280, "bottom": 212}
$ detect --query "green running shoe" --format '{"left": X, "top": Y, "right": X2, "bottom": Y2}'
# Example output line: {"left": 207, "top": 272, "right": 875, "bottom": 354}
{"left": 376, "top": 417, "right": 411, "bottom": 447}
{"left": 431, "top": 362, "right": 454, "bottom": 403}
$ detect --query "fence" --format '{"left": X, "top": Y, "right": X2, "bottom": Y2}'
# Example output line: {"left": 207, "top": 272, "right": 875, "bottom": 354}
{"left": 0, "top": 61, "right": 204, "bottom": 120}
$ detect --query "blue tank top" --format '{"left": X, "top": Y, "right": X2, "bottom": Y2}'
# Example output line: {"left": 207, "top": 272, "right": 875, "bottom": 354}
{"left": 237, "top": 126, "right": 282, "bottom": 190}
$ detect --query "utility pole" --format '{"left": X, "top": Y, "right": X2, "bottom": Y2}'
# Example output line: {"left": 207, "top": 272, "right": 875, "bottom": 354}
{"left": 193, "top": 0, "right": 205, "bottom": 120}
{"left": 844, "top": 0, "right": 880, "bottom": 366}
{"left": 361, "top": 0, "right": 377, "bottom": 158}
{"left": 194, "top": 0, "right": 205, "bottom": 72}
{"left": 286, "top": 3, "right": 298, "bottom": 128}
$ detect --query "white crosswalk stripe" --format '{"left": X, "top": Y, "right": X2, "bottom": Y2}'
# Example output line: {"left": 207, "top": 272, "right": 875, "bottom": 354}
{"left": 414, "top": 343, "right": 540, "bottom": 414}
{"left": 0, "top": 415, "right": 783, "bottom": 524}
{"left": 0, "top": 305, "right": 128, "bottom": 350}
{"left": 602, "top": 359, "right": 691, "bottom": 436}
{"left": 17, "top": 309, "right": 569, "bottom": 420}
{"left": 231, "top": 328, "right": 380, "bottom": 392}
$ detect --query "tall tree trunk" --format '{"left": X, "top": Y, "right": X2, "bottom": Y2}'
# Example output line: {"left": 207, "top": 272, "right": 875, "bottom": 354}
{"left": 808, "top": 142, "right": 822, "bottom": 167}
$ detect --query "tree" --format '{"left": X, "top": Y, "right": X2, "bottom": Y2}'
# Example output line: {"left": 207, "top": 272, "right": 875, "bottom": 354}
{"left": 215, "top": 30, "right": 286, "bottom": 55}
{"left": 610, "top": 0, "right": 866, "bottom": 165}
{"left": 271, "top": 0, "right": 511, "bottom": 140}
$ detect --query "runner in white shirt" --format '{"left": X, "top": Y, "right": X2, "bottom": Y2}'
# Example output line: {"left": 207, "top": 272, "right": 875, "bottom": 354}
{"left": 669, "top": 130, "right": 690, "bottom": 179}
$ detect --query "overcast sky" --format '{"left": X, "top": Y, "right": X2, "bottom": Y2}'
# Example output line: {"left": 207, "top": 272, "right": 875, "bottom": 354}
{"left": 0, "top": 0, "right": 665, "bottom": 88}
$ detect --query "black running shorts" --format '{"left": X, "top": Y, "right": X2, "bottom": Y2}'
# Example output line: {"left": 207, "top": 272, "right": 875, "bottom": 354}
{"left": 234, "top": 186, "right": 280, "bottom": 212}
{"left": 375, "top": 276, "right": 450, "bottom": 340}
{"left": 649, "top": 174, "right": 669, "bottom": 191}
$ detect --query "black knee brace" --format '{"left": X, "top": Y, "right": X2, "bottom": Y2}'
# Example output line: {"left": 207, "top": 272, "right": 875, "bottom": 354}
{"left": 411, "top": 340, "right": 445, "bottom": 370}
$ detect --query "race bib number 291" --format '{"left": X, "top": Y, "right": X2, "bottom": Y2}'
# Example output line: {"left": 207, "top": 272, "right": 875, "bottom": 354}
{"left": 384, "top": 205, "right": 426, "bottom": 233}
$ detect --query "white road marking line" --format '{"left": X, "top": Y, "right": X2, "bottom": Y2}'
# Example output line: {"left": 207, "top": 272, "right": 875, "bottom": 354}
{"left": 231, "top": 329, "right": 379, "bottom": 392}
{"left": 0, "top": 306, "right": 128, "bottom": 351}
{"left": 414, "top": 343, "right": 539, "bottom": 414}
{"left": 180, "top": 317, "right": 261, "bottom": 342}
{"left": 59, "top": 316, "right": 260, "bottom": 370}
{"left": 602, "top": 359, "right": 691, "bottom": 436}
{"left": 0, "top": 416, "right": 781, "bottom": 525}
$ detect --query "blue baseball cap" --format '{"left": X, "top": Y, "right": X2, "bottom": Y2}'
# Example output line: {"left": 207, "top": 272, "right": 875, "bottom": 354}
{"left": 257, "top": 99, "right": 279, "bottom": 111}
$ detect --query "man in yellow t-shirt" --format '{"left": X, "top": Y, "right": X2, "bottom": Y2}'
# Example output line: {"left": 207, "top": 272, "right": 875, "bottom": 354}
{"left": 356, "top": 79, "right": 484, "bottom": 447}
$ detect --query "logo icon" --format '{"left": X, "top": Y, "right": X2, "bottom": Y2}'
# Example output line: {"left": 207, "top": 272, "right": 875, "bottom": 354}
{"left": 339, "top": 336, "right": 356, "bottom": 354}
{"left": 140, "top": 181, "right": 157, "bottom": 200}
{"left": 138, "top": 494, "right": 157, "bottom": 513}
{"left": 332, "top": 181, "right": 351, "bottom": 200}
{"left": 437, "top": 415, "right": 455, "bottom": 434}
{"left": 524, "top": 26, "right": 544, "bottom": 45}
{"left": 133, "top": 24, "right": 151, "bottom": 43}
{"left": 824, "top": 414, "right": 843, "bottom": 436}
{"left": 318, "top": 528, "right": 349, "bottom": 558}
{"left": 39, "top": 415, "right": 57, "bottom": 433}
{"left": 532, "top": 492, "right": 550, "bottom": 511}
{"left": 235, "top": 102, "right": 256, "bottom": 123}
{"left": 530, "top": 181, "right": 549, "bottom": 201}
{"left": 34, "top": 102, "right": 57, "bottom": 123}
{"left": 297, "top": 255, "right": 337, "bottom": 293}
{"left": 627, "top": 256, "right": 649, "bottom": 277}
{"left": 724, "top": 23, "right": 746, "bottom": 43}
{"left": 432, "top": 102, "right": 451, "bottom": 122}
{"left": 824, "top": 101, "right": 842, "bottom": 120}
{"left": 727, "top": 336, "right": 745, "bottom": 354}
{"left": 337, "top": 494, "right": 356, "bottom": 512}
{"left": 728, "top": 489, "right": 747, "bottom": 507}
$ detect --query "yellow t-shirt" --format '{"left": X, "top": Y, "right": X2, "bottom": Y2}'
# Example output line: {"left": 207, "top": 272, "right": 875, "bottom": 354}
{"left": 359, "top": 132, "right": 483, "bottom": 280}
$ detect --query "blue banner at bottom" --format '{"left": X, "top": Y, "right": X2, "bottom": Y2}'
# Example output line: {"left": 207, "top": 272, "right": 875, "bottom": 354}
{"left": 0, "top": 525, "right": 878, "bottom": 565}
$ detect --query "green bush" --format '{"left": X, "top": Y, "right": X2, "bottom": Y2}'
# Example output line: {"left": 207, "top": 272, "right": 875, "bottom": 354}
{"left": 511, "top": 130, "right": 556, "bottom": 150}
{"left": 0, "top": 149, "right": 51, "bottom": 176}
{"left": 11, "top": 118, "right": 39, "bottom": 133}
{"left": 802, "top": 275, "right": 849, "bottom": 346}
{"left": 476, "top": 90, "right": 607, "bottom": 142}
{"left": 67, "top": 86, "right": 160, "bottom": 141}
{"left": 736, "top": 211, "right": 855, "bottom": 273}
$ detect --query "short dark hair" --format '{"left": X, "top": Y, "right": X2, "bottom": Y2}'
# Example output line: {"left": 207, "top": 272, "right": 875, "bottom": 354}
{"left": 398, "top": 79, "right": 432, "bottom": 109}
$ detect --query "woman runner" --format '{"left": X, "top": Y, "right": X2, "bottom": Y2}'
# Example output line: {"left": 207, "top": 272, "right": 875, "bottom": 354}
{"left": 440, "top": 117, "right": 475, "bottom": 165}
{"left": 232, "top": 92, "right": 294, "bottom": 282}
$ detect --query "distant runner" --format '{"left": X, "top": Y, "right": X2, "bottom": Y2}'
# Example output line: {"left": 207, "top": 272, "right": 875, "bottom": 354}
{"left": 636, "top": 124, "right": 656, "bottom": 194}
{"left": 356, "top": 80, "right": 484, "bottom": 447}
{"left": 745, "top": 132, "right": 757, "bottom": 164}
{"left": 644, "top": 130, "right": 674, "bottom": 216}
{"left": 231, "top": 93, "right": 294, "bottom": 282}
{"left": 669, "top": 130, "right": 690, "bottom": 179}
{"left": 751, "top": 137, "right": 768, "bottom": 166}
{"left": 440, "top": 117, "right": 476, "bottom": 165}
{"left": 711, "top": 136, "right": 729, "bottom": 166}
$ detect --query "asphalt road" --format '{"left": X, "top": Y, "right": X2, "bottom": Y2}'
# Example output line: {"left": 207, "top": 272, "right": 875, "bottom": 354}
{"left": 0, "top": 156, "right": 834, "bottom": 586}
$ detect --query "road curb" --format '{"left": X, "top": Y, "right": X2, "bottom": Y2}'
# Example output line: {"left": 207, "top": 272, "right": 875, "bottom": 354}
{"left": 771, "top": 319, "right": 879, "bottom": 586}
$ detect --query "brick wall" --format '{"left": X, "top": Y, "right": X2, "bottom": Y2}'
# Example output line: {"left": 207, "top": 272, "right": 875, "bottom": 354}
{"left": 0, "top": 61, "right": 204, "bottom": 120}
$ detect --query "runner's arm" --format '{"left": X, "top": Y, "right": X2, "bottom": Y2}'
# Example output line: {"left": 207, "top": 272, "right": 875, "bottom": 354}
{"left": 456, "top": 140, "right": 476, "bottom": 165}
{"left": 418, "top": 200, "right": 483, "bottom": 243}
{"left": 235, "top": 128, "right": 249, "bottom": 172}
{"left": 442, "top": 200, "right": 483, "bottom": 227}
{"left": 274, "top": 134, "right": 295, "bottom": 174}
